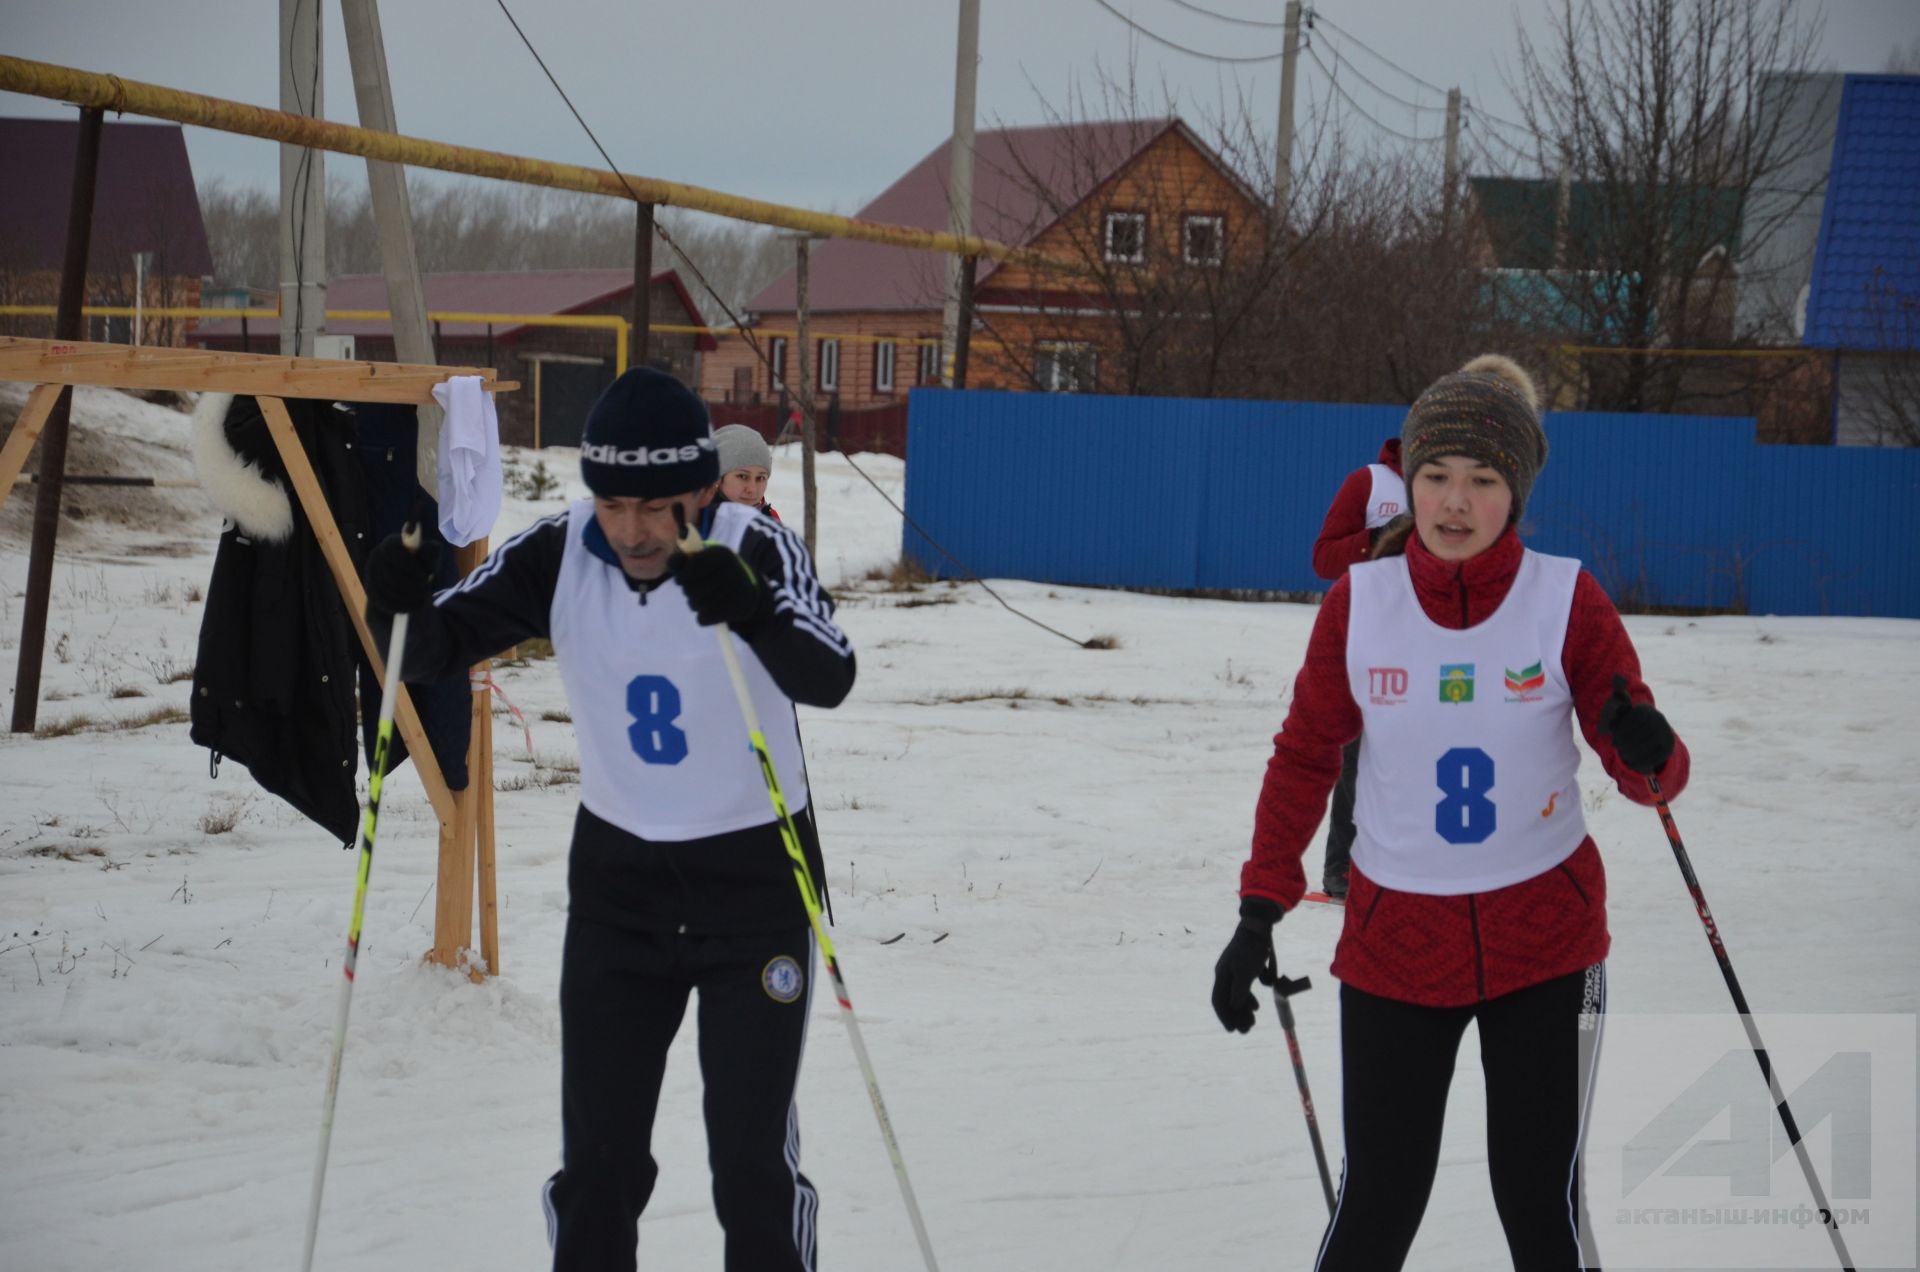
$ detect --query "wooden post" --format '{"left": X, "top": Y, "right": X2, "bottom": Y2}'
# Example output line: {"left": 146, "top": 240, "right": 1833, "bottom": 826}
{"left": 431, "top": 536, "right": 490, "bottom": 971}
{"left": 633, "top": 202, "right": 655, "bottom": 369}
{"left": 476, "top": 685, "right": 499, "bottom": 976}
{"left": 12, "top": 105, "right": 103, "bottom": 734}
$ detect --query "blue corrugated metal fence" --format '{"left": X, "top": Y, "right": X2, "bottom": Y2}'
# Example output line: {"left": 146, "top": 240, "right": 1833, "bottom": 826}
{"left": 902, "top": 389, "right": 1920, "bottom": 618}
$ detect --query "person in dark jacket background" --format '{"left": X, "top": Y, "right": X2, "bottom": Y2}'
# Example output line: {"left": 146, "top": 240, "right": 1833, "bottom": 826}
{"left": 1213, "top": 354, "right": 1688, "bottom": 1270}
{"left": 1310, "top": 437, "right": 1405, "bottom": 898}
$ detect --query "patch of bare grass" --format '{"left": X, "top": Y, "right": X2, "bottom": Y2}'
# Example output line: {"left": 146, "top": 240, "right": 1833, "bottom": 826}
{"left": 540, "top": 709, "right": 572, "bottom": 723}
{"left": 34, "top": 704, "right": 188, "bottom": 738}
{"left": 110, "top": 684, "right": 148, "bottom": 699}
{"left": 860, "top": 557, "right": 936, "bottom": 593}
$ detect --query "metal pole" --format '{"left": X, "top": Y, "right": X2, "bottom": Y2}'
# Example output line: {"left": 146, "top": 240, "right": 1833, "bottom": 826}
{"left": 634, "top": 202, "right": 655, "bottom": 369}
{"left": 792, "top": 237, "right": 817, "bottom": 555}
{"left": 12, "top": 106, "right": 103, "bottom": 735}
{"left": 939, "top": 0, "right": 980, "bottom": 387}
{"left": 279, "top": 0, "right": 326, "bottom": 357}
{"left": 133, "top": 251, "right": 150, "bottom": 346}
{"left": 341, "top": 0, "right": 442, "bottom": 489}
{"left": 1274, "top": 0, "right": 1302, "bottom": 223}
{"left": 1442, "top": 88, "right": 1462, "bottom": 239}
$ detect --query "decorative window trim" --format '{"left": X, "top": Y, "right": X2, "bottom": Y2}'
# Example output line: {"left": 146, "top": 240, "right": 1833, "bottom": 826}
{"left": 769, "top": 336, "right": 787, "bottom": 391}
{"left": 875, "top": 339, "right": 897, "bottom": 393}
{"left": 1183, "top": 214, "right": 1225, "bottom": 266}
{"left": 1104, "top": 210, "right": 1147, "bottom": 264}
{"left": 918, "top": 338, "right": 943, "bottom": 386}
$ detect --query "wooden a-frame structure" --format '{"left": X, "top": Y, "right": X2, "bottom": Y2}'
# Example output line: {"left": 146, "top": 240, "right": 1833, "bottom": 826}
{"left": 1, "top": 335, "right": 518, "bottom": 977}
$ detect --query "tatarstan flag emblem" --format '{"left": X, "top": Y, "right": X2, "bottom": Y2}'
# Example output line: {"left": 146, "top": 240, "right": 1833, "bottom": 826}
{"left": 1504, "top": 662, "right": 1547, "bottom": 693}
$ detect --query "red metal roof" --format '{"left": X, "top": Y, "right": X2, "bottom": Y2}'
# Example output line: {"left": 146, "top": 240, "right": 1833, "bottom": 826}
{"left": 0, "top": 117, "right": 214, "bottom": 277}
{"left": 191, "top": 268, "right": 715, "bottom": 350}
{"left": 749, "top": 118, "right": 1187, "bottom": 315}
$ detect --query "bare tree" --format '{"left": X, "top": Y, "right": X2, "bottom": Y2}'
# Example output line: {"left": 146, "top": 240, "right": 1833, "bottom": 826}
{"left": 1509, "top": 0, "right": 1828, "bottom": 412}
{"left": 1851, "top": 264, "right": 1920, "bottom": 446}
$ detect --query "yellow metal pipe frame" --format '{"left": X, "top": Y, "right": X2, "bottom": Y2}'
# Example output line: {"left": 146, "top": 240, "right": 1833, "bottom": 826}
{"left": 0, "top": 54, "right": 1038, "bottom": 266}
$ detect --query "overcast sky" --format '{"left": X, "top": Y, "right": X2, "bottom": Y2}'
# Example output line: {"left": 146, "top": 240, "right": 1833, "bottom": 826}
{"left": 4, "top": 1, "right": 1915, "bottom": 218}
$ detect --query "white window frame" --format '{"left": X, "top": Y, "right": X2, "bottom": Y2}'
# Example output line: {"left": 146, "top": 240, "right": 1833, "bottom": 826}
{"left": 874, "top": 339, "right": 897, "bottom": 393}
{"left": 1104, "top": 210, "right": 1146, "bottom": 264}
{"left": 768, "top": 336, "right": 787, "bottom": 391}
{"left": 918, "top": 339, "right": 943, "bottom": 386}
{"left": 818, "top": 338, "right": 840, "bottom": 392}
{"left": 1035, "top": 341, "right": 1096, "bottom": 393}
{"left": 1183, "top": 214, "right": 1225, "bottom": 266}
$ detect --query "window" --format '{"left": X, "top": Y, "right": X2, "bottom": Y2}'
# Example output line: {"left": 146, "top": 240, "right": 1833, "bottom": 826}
{"left": 1104, "top": 211, "right": 1146, "bottom": 263}
{"left": 917, "top": 339, "right": 943, "bottom": 386}
{"left": 1034, "top": 342, "right": 1096, "bottom": 393}
{"left": 818, "top": 338, "right": 840, "bottom": 392}
{"left": 768, "top": 337, "right": 787, "bottom": 391}
{"left": 1183, "top": 214, "right": 1224, "bottom": 265}
{"left": 874, "top": 340, "right": 897, "bottom": 393}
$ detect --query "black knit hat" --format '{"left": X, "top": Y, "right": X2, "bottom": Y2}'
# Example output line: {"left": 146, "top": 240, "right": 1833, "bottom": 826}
{"left": 1400, "top": 354, "right": 1547, "bottom": 520}
{"left": 578, "top": 368, "right": 718, "bottom": 498}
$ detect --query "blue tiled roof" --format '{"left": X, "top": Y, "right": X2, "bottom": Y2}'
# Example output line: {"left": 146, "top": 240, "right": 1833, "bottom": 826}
{"left": 1804, "top": 75, "right": 1920, "bottom": 351}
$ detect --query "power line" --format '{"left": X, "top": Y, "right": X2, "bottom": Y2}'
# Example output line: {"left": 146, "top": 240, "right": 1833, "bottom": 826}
{"left": 1315, "top": 33, "right": 1446, "bottom": 114}
{"left": 1162, "top": 0, "right": 1287, "bottom": 28}
{"left": 491, "top": 0, "right": 1099, "bottom": 649}
{"left": 1306, "top": 9, "right": 1446, "bottom": 95}
{"left": 1304, "top": 45, "right": 1442, "bottom": 144}
{"left": 1464, "top": 99, "right": 1534, "bottom": 140}
{"left": 1090, "top": 0, "right": 1286, "bottom": 63}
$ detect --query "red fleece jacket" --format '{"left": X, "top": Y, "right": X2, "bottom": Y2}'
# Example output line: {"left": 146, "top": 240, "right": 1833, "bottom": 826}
{"left": 1312, "top": 438, "right": 1404, "bottom": 581}
{"left": 1242, "top": 525, "right": 1691, "bottom": 1006}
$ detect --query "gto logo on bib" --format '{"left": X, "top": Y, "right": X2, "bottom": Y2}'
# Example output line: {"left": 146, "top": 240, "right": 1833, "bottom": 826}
{"left": 762, "top": 955, "right": 805, "bottom": 1003}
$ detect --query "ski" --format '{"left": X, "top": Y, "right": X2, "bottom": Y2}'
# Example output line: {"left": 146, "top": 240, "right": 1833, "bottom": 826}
{"left": 1300, "top": 891, "right": 1346, "bottom": 907}
{"left": 876, "top": 932, "right": 951, "bottom": 944}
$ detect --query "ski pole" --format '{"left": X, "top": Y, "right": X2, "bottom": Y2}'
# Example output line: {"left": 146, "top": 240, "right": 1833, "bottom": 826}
{"left": 1629, "top": 681, "right": 1853, "bottom": 1270}
{"left": 675, "top": 514, "right": 941, "bottom": 1272}
{"left": 301, "top": 525, "right": 421, "bottom": 1272}
{"left": 1261, "top": 945, "right": 1336, "bottom": 1215}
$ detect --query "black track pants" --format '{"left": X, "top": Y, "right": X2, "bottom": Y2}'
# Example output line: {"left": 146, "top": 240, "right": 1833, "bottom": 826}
{"left": 1314, "top": 965, "right": 1606, "bottom": 1272}
{"left": 1324, "top": 739, "right": 1361, "bottom": 883}
{"left": 544, "top": 916, "right": 819, "bottom": 1272}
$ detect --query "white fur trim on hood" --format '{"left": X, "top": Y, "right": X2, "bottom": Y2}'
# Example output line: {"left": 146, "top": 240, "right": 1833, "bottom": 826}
{"left": 192, "top": 392, "right": 294, "bottom": 542}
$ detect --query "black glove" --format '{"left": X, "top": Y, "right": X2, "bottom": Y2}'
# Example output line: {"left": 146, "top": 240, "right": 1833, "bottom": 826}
{"left": 363, "top": 531, "right": 441, "bottom": 615}
{"left": 1212, "top": 897, "right": 1282, "bottom": 1034}
{"left": 672, "top": 546, "right": 771, "bottom": 630}
{"left": 1600, "top": 674, "right": 1675, "bottom": 775}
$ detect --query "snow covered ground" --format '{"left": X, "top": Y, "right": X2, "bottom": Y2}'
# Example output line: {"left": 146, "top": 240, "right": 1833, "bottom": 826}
{"left": 1, "top": 388, "right": 1915, "bottom": 1270}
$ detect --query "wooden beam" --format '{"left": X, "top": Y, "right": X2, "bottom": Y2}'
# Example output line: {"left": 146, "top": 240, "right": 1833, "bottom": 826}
{"left": 255, "top": 396, "right": 457, "bottom": 827}
{"left": 0, "top": 383, "right": 62, "bottom": 516}
{"left": 476, "top": 688, "right": 499, "bottom": 977}
{"left": 0, "top": 337, "right": 514, "bottom": 403}
{"left": 430, "top": 537, "right": 490, "bottom": 972}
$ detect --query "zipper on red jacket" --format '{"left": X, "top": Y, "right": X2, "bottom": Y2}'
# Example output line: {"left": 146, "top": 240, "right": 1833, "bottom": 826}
{"left": 1467, "top": 894, "right": 1487, "bottom": 1000}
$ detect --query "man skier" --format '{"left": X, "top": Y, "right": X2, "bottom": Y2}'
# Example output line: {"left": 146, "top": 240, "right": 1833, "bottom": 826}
{"left": 363, "top": 367, "right": 854, "bottom": 1271}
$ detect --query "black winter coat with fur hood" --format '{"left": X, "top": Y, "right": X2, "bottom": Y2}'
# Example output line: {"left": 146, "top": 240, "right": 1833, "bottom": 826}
{"left": 189, "top": 394, "right": 369, "bottom": 844}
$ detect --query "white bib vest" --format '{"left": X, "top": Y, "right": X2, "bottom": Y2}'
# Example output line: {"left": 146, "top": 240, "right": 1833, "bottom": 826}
{"left": 1345, "top": 549, "right": 1589, "bottom": 895}
{"left": 1365, "top": 464, "right": 1407, "bottom": 529}
{"left": 550, "top": 500, "right": 809, "bottom": 842}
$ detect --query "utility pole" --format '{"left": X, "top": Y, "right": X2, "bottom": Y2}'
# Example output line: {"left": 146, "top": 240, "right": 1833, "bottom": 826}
{"left": 790, "top": 236, "right": 818, "bottom": 554}
{"left": 341, "top": 0, "right": 442, "bottom": 488}
{"left": 280, "top": 0, "right": 326, "bottom": 358}
{"left": 940, "top": 0, "right": 980, "bottom": 387}
{"left": 1274, "top": 0, "right": 1303, "bottom": 223}
{"left": 1442, "top": 88, "right": 1462, "bottom": 238}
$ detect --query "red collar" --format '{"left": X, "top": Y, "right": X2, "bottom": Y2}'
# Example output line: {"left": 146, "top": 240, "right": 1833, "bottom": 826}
{"left": 1402, "top": 525, "right": 1525, "bottom": 629}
